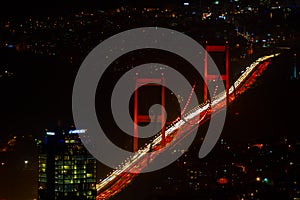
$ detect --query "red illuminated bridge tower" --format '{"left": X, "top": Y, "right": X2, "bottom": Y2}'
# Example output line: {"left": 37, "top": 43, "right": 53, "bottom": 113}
{"left": 133, "top": 42, "right": 229, "bottom": 152}
{"left": 133, "top": 73, "right": 166, "bottom": 152}
{"left": 204, "top": 41, "right": 230, "bottom": 102}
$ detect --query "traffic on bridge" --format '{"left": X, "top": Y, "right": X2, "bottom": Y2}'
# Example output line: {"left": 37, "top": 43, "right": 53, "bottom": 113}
{"left": 96, "top": 53, "right": 280, "bottom": 200}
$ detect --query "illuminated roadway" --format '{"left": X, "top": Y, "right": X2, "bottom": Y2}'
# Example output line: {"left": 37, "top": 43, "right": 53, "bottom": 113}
{"left": 96, "top": 53, "right": 280, "bottom": 200}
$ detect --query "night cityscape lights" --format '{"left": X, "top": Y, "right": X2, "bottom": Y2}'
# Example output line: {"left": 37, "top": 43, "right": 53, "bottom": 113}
{"left": 0, "top": 0, "right": 299, "bottom": 200}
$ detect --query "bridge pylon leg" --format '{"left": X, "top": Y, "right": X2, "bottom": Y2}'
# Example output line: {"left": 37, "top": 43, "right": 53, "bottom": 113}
{"left": 204, "top": 41, "right": 230, "bottom": 103}
{"left": 134, "top": 74, "right": 166, "bottom": 152}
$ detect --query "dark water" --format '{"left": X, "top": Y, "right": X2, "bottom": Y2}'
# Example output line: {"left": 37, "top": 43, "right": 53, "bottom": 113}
{"left": 0, "top": 48, "right": 76, "bottom": 135}
{"left": 223, "top": 49, "right": 300, "bottom": 142}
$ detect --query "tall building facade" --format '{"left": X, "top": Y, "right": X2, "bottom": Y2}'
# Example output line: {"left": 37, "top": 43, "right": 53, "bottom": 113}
{"left": 38, "top": 128, "right": 97, "bottom": 200}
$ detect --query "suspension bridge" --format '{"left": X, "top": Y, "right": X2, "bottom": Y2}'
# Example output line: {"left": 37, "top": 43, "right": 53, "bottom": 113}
{"left": 96, "top": 53, "right": 280, "bottom": 199}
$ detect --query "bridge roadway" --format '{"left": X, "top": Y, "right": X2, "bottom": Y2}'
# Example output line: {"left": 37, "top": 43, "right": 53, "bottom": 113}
{"left": 96, "top": 53, "right": 280, "bottom": 200}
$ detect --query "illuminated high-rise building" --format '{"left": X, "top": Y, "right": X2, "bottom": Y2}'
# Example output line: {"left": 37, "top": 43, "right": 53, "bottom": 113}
{"left": 38, "top": 128, "right": 97, "bottom": 200}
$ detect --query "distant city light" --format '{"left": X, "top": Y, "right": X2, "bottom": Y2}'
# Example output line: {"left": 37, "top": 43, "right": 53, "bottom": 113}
{"left": 202, "top": 12, "right": 212, "bottom": 20}
{"left": 183, "top": 2, "right": 189, "bottom": 6}
{"left": 46, "top": 132, "right": 55, "bottom": 136}
{"left": 24, "top": 160, "right": 29, "bottom": 164}
{"left": 69, "top": 129, "right": 87, "bottom": 134}
{"left": 262, "top": 178, "right": 269, "bottom": 183}
{"left": 217, "top": 177, "right": 228, "bottom": 184}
